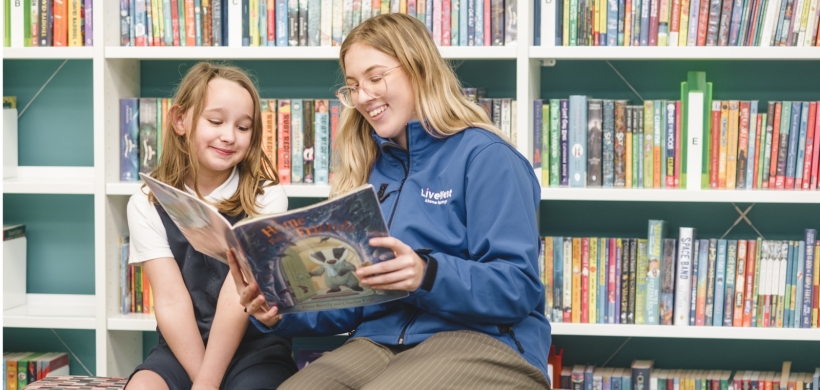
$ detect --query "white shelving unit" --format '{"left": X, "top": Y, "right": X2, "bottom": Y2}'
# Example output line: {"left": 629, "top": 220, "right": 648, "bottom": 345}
{"left": 3, "top": 294, "right": 97, "bottom": 330}
{"left": 4, "top": 0, "right": 819, "bottom": 379}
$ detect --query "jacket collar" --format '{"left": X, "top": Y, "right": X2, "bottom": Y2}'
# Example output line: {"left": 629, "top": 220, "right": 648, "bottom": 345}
{"left": 371, "top": 120, "right": 441, "bottom": 153}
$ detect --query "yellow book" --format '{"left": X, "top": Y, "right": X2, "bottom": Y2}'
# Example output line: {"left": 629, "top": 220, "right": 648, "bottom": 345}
{"left": 563, "top": 0, "right": 570, "bottom": 46}
{"left": 151, "top": 0, "right": 161, "bottom": 45}
{"left": 544, "top": 237, "right": 554, "bottom": 312}
{"left": 593, "top": 0, "right": 601, "bottom": 39}
{"left": 726, "top": 101, "right": 739, "bottom": 189}
{"left": 718, "top": 101, "right": 729, "bottom": 188}
{"left": 679, "top": 0, "right": 690, "bottom": 45}
{"left": 68, "top": 0, "right": 83, "bottom": 46}
{"left": 381, "top": 0, "right": 390, "bottom": 17}
{"left": 250, "top": 0, "right": 260, "bottom": 46}
{"left": 572, "top": 237, "right": 582, "bottom": 323}
{"left": 589, "top": 237, "right": 598, "bottom": 323}
{"left": 400, "top": 0, "right": 407, "bottom": 13}
{"left": 624, "top": 0, "right": 632, "bottom": 45}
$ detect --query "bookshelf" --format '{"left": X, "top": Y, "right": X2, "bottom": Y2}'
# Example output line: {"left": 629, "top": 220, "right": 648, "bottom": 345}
{"left": 3, "top": 0, "right": 818, "bottom": 380}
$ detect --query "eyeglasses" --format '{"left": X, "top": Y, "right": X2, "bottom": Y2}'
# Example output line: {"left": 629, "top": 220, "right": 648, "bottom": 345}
{"left": 335, "top": 65, "right": 402, "bottom": 108}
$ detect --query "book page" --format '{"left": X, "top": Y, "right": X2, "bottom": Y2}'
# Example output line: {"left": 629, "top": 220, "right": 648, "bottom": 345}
{"left": 140, "top": 173, "right": 240, "bottom": 264}
{"left": 232, "top": 184, "right": 408, "bottom": 313}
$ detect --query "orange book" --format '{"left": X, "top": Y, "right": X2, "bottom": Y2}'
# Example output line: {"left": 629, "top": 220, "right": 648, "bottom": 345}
{"left": 768, "top": 103, "right": 783, "bottom": 188}
{"left": 571, "top": 237, "right": 581, "bottom": 323}
{"left": 742, "top": 240, "right": 756, "bottom": 327}
{"left": 53, "top": 0, "right": 68, "bottom": 46}
{"left": 544, "top": 238, "right": 554, "bottom": 316}
{"left": 710, "top": 101, "right": 721, "bottom": 188}
{"left": 801, "top": 102, "right": 817, "bottom": 189}
{"left": 143, "top": 271, "right": 150, "bottom": 314}
{"left": 262, "top": 99, "right": 278, "bottom": 169}
{"left": 277, "top": 100, "right": 292, "bottom": 184}
{"left": 753, "top": 114, "right": 763, "bottom": 189}
{"left": 185, "top": 0, "right": 196, "bottom": 46}
{"left": 581, "top": 237, "right": 590, "bottom": 323}
{"left": 718, "top": 101, "right": 730, "bottom": 189}
{"left": 696, "top": 0, "right": 710, "bottom": 45}
{"left": 733, "top": 240, "right": 747, "bottom": 326}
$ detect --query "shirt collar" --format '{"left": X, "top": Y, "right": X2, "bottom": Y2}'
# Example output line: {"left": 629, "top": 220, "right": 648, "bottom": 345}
{"left": 371, "top": 120, "right": 441, "bottom": 153}
{"left": 183, "top": 166, "right": 239, "bottom": 203}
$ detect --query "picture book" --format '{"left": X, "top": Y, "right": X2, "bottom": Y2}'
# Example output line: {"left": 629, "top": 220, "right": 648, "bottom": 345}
{"left": 140, "top": 173, "right": 407, "bottom": 313}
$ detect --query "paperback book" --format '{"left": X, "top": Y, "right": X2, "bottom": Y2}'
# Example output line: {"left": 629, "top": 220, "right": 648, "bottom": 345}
{"left": 140, "top": 173, "right": 407, "bottom": 313}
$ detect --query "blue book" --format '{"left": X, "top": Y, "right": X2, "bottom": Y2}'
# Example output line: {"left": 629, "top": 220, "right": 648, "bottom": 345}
{"left": 242, "top": 0, "right": 250, "bottom": 45}
{"left": 194, "top": 0, "right": 203, "bottom": 45}
{"left": 728, "top": 0, "right": 744, "bottom": 45}
{"left": 163, "top": 0, "right": 173, "bottom": 45}
{"left": 795, "top": 101, "right": 809, "bottom": 186}
{"left": 713, "top": 239, "right": 728, "bottom": 326}
{"left": 314, "top": 106, "right": 330, "bottom": 185}
{"left": 746, "top": 101, "right": 759, "bottom": 189}
{"left": 260, "top": 0, "right": 268, "bottom": 46}
{"left": 598, "top": 238, "right": 608, "bottom": 323}
{"left": 616, "top": 0, "right": 625, "bottom": 45}
{"left": 722, "top": 240, "right": 737, "bottom": 327}
{"left": 533, "top": 100, "right": 543, "bottom": 170}
{"left": 786, "top": 101, "right": 802, "bottom": 187}
{"left": 475, "top": 0, "right": 484, "bottom": 45}
{"left": 689, "top": 239, "right": 703, "bottom": 326}
{"left": 639, "top": 0, "right": 650, "bottom": 45}
{"left": 606, "top": 0, "right": 618, "bottom": 45}
{"left": 277, "top": 0, "right": 288, "bottom": 45}
{"left": 222, "top": 0, "right": 229, "bottom": 45}
{"left": 614, "top": 239, "right": 623, "bottom": 323}
{"left": 553, "top": 237, "right": 564, "bottom": 322}
{"left": 556, "top": 0, "right": 563, "bottom": 45}
{"left": 568, "top": 96, "right": 588, "bottom": 187}
{"left": 451, "top": 0, "right": 459, "bottom": 45}
{"left": 794, "top": 240, "right": 805, "bottom": 328}
{"left": 291, "top": 100, "right": 305, "bottom": 183}
{"left": 803, "top": 230, "right": 817, "bottom": 327}
{"left": 120, "top": 98, "right": 140, "bottom": 181}
{"left": 426, "top": 0, "right": 433, "bottom": 33}
{"left": 774, "top": 0, "right": 789, "bottom": 45}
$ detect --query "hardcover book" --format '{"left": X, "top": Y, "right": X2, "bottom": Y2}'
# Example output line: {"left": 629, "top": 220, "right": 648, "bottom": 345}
{"left": 140, "top": 173, "right": 407, "bottom": 313}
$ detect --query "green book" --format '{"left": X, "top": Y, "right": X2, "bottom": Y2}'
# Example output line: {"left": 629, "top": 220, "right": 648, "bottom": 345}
{"left": 680, "top": 72, "right": 712, "bottom": 189}
{"left": 643, "top": 101, "right": 654, "bottom": 188}
{"left": 23, "top": 0, "right": 31, "bottom": 47}
{"left": 4, "top": 0, "right": 10, "bottom": 47}
{"left": 178, "top": 0, "right": 187, "bottom": 46}
{"left": 635, "top": 237, "right": 649, "bottom": 325}
{"left": 645, "top": 220, "right": 667, "bottom": 325}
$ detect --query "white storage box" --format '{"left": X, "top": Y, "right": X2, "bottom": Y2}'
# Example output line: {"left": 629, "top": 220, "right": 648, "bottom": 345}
{"left": 4, "top": 225, "right": 27, "bottom": 310}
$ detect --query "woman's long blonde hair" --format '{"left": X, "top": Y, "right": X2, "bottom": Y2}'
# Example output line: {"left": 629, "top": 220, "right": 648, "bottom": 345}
{"left": 148, "top": 61, "right": 279, "bottom": 217}
{"left": 331, "top": 13, "right": 506, "bottom": 197}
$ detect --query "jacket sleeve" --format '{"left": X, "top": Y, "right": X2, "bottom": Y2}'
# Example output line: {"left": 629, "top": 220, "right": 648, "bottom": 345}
{"left": 402, "top": 142, "right": 543, "bottom": 324}
{"left": 249, "top": 307, "right": 363, "bottom": 338}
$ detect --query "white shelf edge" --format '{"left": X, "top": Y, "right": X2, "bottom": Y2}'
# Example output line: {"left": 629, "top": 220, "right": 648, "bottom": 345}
{"left": 529, "top": 46, "right": 820, "bottom": 60}
{"left": 540, "top": 187, "right": 820, "bottom": 203}
{"left": 106, "top": 181, "right": 330, "bottom": 198}
{"left": 550, "top": 323, "right": 820, "bottom": 340}
{"left": 4, "top": 166, "right": 95, "bottom": 194}
{"left": 107, "top": 313, "right": 157, "bottom": 331}
{"left": 104, "top": 45, "right": 516, "bottom": 60}
{"left": 3, "top": 294, "right": 97, "bottom": 330}
{"left": 3, "top": 47, "right": 95, "bottom": 59}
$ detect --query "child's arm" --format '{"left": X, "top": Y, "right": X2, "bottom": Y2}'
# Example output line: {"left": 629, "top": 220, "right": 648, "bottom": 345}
{"left": 192, "top": 273, "right": 248, "bottom": 388}
{"left": 144, "top": 257, "right": 206, "bottom": 381}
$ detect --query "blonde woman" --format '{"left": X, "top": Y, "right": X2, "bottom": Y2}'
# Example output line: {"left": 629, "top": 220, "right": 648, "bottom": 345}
{"left": 230, "top": 13, "right": 552, "bottom": 389}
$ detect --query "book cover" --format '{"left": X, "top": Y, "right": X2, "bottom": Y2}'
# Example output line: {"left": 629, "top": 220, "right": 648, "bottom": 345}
{"left": 733, "top": 240, "right": 747, "bottom": 327}
{"left": 120, "top": 98, "right": 140, "bottom": 181}
{"left": 587, "top": 99, "right": 603, "bottom": 187}
{"left": 139, "top": 98, "right": 158, "bottom": 174}
{"left": 713, "top": 239, "right": 728, "bottom": 326}
{"left": 569, "top": 96, "right": 588, "bottom": 187}
{"left": 660, "top": 237, "right": 676, "bottom": 325}
{"left": 644, "top": 220, "right": 665, "bottom": 325}
{"left": 722, "top": 240, "right": 737, "bottom": 326}
{"left": 142, "top": 174, "right": 407, "bottom": 312}
{"left": 689, "top": 239, "right": 701, "bottom": 326}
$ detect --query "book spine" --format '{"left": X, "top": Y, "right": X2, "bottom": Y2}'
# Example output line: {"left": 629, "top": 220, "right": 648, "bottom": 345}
{"left": 643, "top": 101, "right": 654, "bottom": 187}
{"left": 608, "top": 238, "right": 618, "bottom": 323}
{"left": 704, "top": 238, "right": 717, "bottom": 325}
{"left": 811, "top": 101, "right": 820, "bottom": 189}
{"left": 626, "top": 106, "right": 634, "bottom": 188}
{"left": 603, "top": 100, "right": 615, "bottom": 186}
{"left": 705, "top": 0, "right": 722, "bottom": 44}
{"left": 726, "top": 101, "right": 739, "bottom": 189}
{"left": 737, "top": 101, "right": 750, "bottom": 189}
{"left": 120, "top": 99, "right": 140, "bottom": 181}
{"left": 713, "top": 239, "right": 728, "bottom": 326}
{"left": 665, "top": 101, "right": 676, "bottom": 187}
{"left": 53, "top": 0, "right": 68, "bottom": 46}
{"left": 614, "top": 101, "right": 627, "bottom": 187}
{"left": 801, "top": 102, "right": 816, "bottom": 189}
{"left": 795, "top": 102, "right": 809, "bottom": 187}
{"left": 302, "top": 101, "right": 314, "bottom": 183}
{"left": 723, "top": 240, "right": 738, "bottom": 326}
{"left": 620, "top": 239, "right": 631, "bottom": 323}
{"left": 298, "top": 0, "right": 308, "bottom": 46}
{"left": 690, "top": 240, "right": 702, "bottom": 325}
{"left": 743, "top": 239, "right": 757, "bottom": 327}
{"left": 729, "top": 0, "right": 745, "bottom": 43}
{"left": 675, "top": 228, "right": 695, "bottom": 326}
{"left": 314, "top": 102, "right": 329, "bottom": 185}
{"left": 560, "top": 100, "right": 570, "bottom": 186}
{"left": 290, "top": 100, "right": 304, "bottom": 182}
{"left": 581, "top": 237, "right": 590, "bottom": 323}
{"left": 277, "top": 100, "right": 292, "bottom": 184}
{"left": 746, "top": 101, "right": 759, "bottom": 189}
{"left": 775, "top": 101, "right": 792, "bottom": 188}
{"left": 588, "top": 99, "right": 603, "bottom": 186}
{"left": 802, "top": 230, "right": 816, "bottom": 327}
{"left": 553, "top": 237, "right": 564, "bottom": 322}
{"left": 569, "top": 96, "right": 588, "bottom": 187}
{"left": 563, "top": 237, "right": 573, "bottom": 322}
{"left": 660, "top": 238, "right": 676, "bottom": 325}
{"left": 718, "top": 0, "right": 734, "bottom": 44}
{"left": 68, "top": 0, "right": 82, "bottom": 45}
{"left": 733, "top": 240, "right": 747, "bottom": 326}
{"left": 139, "top": 98, "right": 158, "bottom": 174}
{"left": 645, "top": 220, "right": 665, "bottom": 325}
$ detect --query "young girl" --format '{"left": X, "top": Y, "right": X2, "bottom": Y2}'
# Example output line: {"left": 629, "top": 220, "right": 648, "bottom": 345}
{"left": 229, "top": 13, "right": 552, "bottom": 390}
{"left": 125, "top": 62, "right": 297, "bottom": 390}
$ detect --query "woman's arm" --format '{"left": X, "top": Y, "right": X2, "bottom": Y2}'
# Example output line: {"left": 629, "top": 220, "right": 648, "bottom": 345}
{"left": 143, "top": 257, "right": 206, "bottom": 381}
{"left": 192, "top": 274, "right": 248, "bottom": 388}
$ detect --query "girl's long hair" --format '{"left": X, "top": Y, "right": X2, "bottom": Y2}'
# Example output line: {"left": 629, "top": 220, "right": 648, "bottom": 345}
{"left": 148, "top": 61, "right": 278, "bottom": 217}
{"left": 331, "top": 13, "right": 507, "bottom": 197}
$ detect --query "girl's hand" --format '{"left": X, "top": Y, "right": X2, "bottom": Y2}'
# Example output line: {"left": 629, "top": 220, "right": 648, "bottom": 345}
{"left": 358, "top": 237, "right": 426, "bottom": 292}
{"left": 227, "top": 249, "right": 283, "bottom": 328}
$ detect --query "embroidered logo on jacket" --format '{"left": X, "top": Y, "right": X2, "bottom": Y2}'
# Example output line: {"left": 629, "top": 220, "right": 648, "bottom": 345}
{"left": 420, "top": 188, "right": 453, "bottom": 205}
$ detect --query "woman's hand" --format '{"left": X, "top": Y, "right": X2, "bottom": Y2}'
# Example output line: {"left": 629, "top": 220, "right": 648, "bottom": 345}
{"left": 358, "top": 237, "right": 426, "bottom": 292}
{"left": 227, "top": 249, "right": 282, "bottom": 328}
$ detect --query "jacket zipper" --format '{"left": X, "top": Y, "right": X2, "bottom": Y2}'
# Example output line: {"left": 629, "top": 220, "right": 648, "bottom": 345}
{"left": 499, "top": 324, "right": 525, "bottom": 353}
{"left": 398, "top": 309, "right": 421, "bottom": 345}
{"left": 384, "top": 126, "right": 411, "bottom": 229}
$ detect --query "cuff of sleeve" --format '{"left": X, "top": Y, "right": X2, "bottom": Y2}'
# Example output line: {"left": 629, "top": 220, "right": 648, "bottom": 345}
{"left": 414, "top": 248, "right": 438, "bottom": 292}
{"left": 249, "top": 315, "right": 286, "bottom": 334}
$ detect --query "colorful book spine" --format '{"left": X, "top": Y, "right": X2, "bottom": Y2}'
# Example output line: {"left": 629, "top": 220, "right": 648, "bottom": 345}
{"left": 645, "top": 220, "right": 666, "bottom": 325}
{"left": 675, "top": 228, "right": 696, "bottom": 326}
{"left": 723, "top": 240, "right": 737, "bottom": 327}
{"left": 802, "top": 229, "right": 816, "bottom": 327}
{"left": 603, "top": 100, "right": 615, "bottom": 187}
{"left": 277, "top": 100, "right": 292, "bottom": 184}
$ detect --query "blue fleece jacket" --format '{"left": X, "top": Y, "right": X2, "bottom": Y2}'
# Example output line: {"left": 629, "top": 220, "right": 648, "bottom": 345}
{"left": 252, "top": 121, "right": 552, "bottom": 381}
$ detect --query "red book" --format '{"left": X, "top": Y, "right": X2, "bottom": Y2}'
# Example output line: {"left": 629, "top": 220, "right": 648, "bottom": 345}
{"left": 649, "top": 0, "right": 660, "bottom": 45}
{"left": 442, "top": 0, "right": 451, "bottom": 46}
{"left": 608, "top": 238, "right": 617, "bottom": 317}
{"left": 697, "top": 0, "right": 710, "bottom": 45}
{"left": 171, "top": 0, "right": 181, "bottom": 46}
{"left": 710, "top": 102, "right": 721, "bottom": 188}
{"left": 185, "top": 0, "right": 196, "bottom": 46}
{"left": 53, "top": 0, "right": 68, "bottom": 46}
{"left": 763, "top": 294, "right": 771, "bottom": 328}
{"left": 753, "top": 114, "right": 763, "bottom": 189}
{"left": 581, "top": 237, "right": 590, "bottom": 323}
{"left": 674, "top": 100, "right": 682, "bottom": 187}
{"left": 484, "top": 0, "right": 491, "bottom": 45}
{"left": 768, "top": 102, "right": 782, "bottom": 188}
{"left": 802, "top": 102, "right": 817, "bottom": 189}
{"left": 737, "top": 101, "right": 750, "bottom": 189}
{"left": 742, "top": 240, "right": 756, "bottom": 327}
{"left": 811, "top": 102, "right": 820, "bottom": 189}
{"left": 671, "top": 0, "right": 682, "bottom": 37}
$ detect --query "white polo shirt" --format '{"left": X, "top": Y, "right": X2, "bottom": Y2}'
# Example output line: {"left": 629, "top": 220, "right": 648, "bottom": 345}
{"left": 127, "top": 168, "right": 288, "bottom": 264}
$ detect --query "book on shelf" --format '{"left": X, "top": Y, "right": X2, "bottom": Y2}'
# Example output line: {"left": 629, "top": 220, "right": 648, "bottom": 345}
{"left": 4, "top": 0, "right": 92, "bottom": 47}
{"left": 4, "top": 102, "right": 18, "bottom": 179}
{"left": 140, "top": 173, "right": 407, "bottom": 313}
{"left": 4, "top": 224, "right": 27, "bottom": 310}
{"left": 2, "top": 352, "right": 70, "bottom": 389}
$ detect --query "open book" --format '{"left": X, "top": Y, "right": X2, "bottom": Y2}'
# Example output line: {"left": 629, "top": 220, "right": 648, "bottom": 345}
{"left": 140, "top": 173, "right": 407, "bottom": 313}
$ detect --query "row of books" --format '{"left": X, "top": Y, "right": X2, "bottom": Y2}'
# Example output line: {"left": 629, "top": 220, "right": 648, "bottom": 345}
{"left": 119, "top": 237, "right": 155, "bottom": 315}
{"left": 2, "top": 352, "right": 69, "bottom": 390}
{"left": 540, "top": 224, "right": 820, "bottom": 328}
{"left": 4, "top": 0, "right": 93, "bottom": 47}
{"left": 119, "top": 0, "right": 518, "bottom": 47}
{"left": 120, "top": 93, "right": 516, "bottom": 186}
{"left": 555, "top": 361, "right": 820, "bottom": 390}
{"left": 534, "top": 0, "right": 820, "bottom": 46}
{"left": 531, "top": 95, "right": 820, "bottom": 191}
